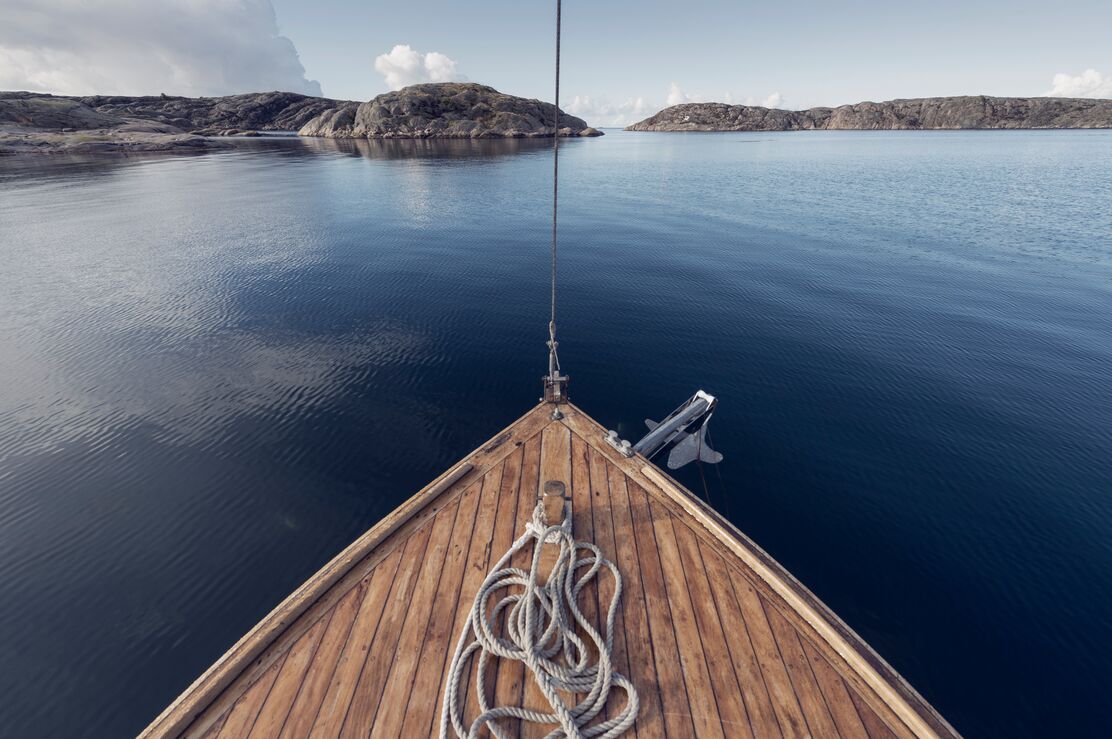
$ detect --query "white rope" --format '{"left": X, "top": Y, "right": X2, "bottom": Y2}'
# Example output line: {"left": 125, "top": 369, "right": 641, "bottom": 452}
{"left": 439, "top": 501, "right": 639, "bottom": 738}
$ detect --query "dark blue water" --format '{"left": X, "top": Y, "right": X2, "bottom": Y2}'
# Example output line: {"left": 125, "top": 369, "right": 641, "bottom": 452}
{"left": 1, "top": 131, "right": 1110, "bottom": 737}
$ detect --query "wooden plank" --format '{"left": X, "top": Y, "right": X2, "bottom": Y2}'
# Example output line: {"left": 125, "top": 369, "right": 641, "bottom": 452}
{"left": 466, "top": 446, "right": 526, "bottom": 727}
{"left": 625, "top": 480, "right": 696, "bottom": 738}
{"left": 195, "top": 712, "right": 228, "bottom": 739}
{"left": 434, "top": 461, "right": 506, "bottom": 733}
{"left": 849, "top": 688, "right": 902, "bottom": 739}
{"left": 400, "top": 477, "right": 485, "bottom": 737}
{"left": 335, "top": 517, "right": 438, "bottom": 738}
{"left": 368, "top": 496, "right": 463, "bottom": 736}
{"left": 585, "top": 444, "right": 634, "bottom": 733}
{"left": 562, "top": 404, "right": 953, "bottom": 739}
{"left": 155, "top": 402, "right": 955, "bottom": 739}
{"left": 490, "top": 432, "right": 542, "bottom": 735}
{"left": 307, "top": 542, "right": 408, "bottom": 738}
{"left": 635, "top": 459, "right": 948, "bottom": 739}
{"left": 697, "top": 540, "right": 782, "bottom": 739}
{"left": 247, "top": 614, "right": 329, "bottom": 739}
{"left": 763, "top": 599, "right": 840, "bottom": 738}
{"left": 277, "top": 583, "right": 366, "bottom": 739}
{"left": 605, "top": 466, "right": 664, "bottom": 739}
{"left": 568, "top": 436, "right": 602, "bottom": 718}
{"left": 141, "top": 404, "right": 554, "bottom": 739}
{"left": 520, "top": 423, "right": 572, "bottom": 739}
{"left": 670, "top": 519, "right": 754, "bottom": 739}
{"left": 647, "top": 497, "right": 726, "bottom": 738}
{"left": 537, "top": 423, "right": 571, "bottom": 560}
{"left": 800, "top": 638, "right": 870, "bottom": 739}
{"left": 216, "top": 656, "right": 286, "bottom": 739}
{"left": 728, "top": 572, "right": 810, "bottom": 738}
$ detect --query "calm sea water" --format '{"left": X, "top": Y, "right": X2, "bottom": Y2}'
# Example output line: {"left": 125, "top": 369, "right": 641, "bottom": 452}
{"left": 1, "top": 131, "right": 1110, "bottom": 737}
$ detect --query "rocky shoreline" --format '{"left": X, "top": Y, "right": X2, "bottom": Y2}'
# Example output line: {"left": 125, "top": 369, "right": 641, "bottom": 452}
{"left": 299, "top": 83, "right": 600, "bottom": 139}
{"left": 1, "top": 83, "right": 599, "bottom": 154}
{"left": 626, "top": 95, "right": 1112, "bottom": 131}
{"left": 0, "top": 90, "right": 352, "bottom": 154}
{"left": 10, "top": 88, "right": 1104, "bottom": 153}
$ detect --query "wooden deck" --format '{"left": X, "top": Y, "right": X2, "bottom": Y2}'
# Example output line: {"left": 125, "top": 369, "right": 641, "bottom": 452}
{"left": 142, "top": 402, "right": 957, "bottom": 738}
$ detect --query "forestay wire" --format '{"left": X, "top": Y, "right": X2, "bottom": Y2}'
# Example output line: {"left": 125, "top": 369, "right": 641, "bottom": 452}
{"left": 438, "top": 5, "right": 639, "bottom": 734}
{"left": 547, "top": 0, "right": 562, "bottom": 381}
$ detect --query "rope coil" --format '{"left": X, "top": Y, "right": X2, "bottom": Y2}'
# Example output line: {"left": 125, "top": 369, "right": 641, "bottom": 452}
{"left": 440, "top": 502, "right": 639, "bottom": 738}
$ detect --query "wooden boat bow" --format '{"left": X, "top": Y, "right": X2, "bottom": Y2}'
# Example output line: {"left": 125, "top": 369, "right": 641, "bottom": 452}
{"left": 140, "top": 401, "right": 957, "bottom": 738}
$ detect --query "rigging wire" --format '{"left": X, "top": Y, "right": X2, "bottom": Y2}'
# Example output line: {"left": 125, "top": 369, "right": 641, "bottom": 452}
{"left": 694, "top": 421, "right": 714, "bottom": 506}
{"left": 706, "top": 426, "right": 732, "bottom": 520}
{"left": 547, "top": 0, "right": 562, "bottom": 381}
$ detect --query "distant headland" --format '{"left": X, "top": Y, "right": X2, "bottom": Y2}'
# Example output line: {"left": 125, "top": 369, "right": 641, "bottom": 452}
{"left": 299, "top": 83, "right": 600, "bottom": 139}
{"left": 6, "top": 87, "right": 1110, "bottom": 154}
{"left": 0, "top": 83, "right": 599, "bottom": 154}
{"left": 626, "top": 96, "right": 1112, "bottom": 131}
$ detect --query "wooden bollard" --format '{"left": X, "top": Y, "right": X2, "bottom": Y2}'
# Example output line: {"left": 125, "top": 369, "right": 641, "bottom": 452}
{"left": 537, "top": 480, "right": 568, "bottom": 586}
{"left": 541, "top": 480, "right": 567, "bottom": 527}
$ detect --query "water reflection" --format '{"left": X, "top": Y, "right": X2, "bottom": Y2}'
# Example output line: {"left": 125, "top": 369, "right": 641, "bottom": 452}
{"left": 1, "top": 131, "right": 1111, "bottom": 738}
{"left": 0, "top": 134, "right": 565, "bottom": 186}
{"left": 296, "top": 134, "right": 561, "bottom": 161}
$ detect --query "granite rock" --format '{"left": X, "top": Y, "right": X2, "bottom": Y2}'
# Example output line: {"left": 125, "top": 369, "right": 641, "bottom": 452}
{"left": 626, "top": 96, "right": 1112, "bottom": 131}
{"left": 299, "top": 83, "right": 603, "bottom": 139}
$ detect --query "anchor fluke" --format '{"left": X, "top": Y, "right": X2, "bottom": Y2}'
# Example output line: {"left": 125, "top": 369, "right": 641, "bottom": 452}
{"left": 606, "top": 390, "right": 723, "bottom": 469}
{"left": 666, "top": 422, "right": 723, "bottom": 469}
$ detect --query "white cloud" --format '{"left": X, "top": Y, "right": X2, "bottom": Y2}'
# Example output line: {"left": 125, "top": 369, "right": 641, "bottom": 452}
{"left": 733, "top": 92, "right": 784, "bottom": 108}
{"left": 563, "top": 94, "right": 655, "bottom": 127}
{"left": 566, "top": 84, "right": 789, "bottom": 127}
{"left": 374, "top": 45, "right": 465, "bottom": 90}
{"left": 1044, "top": 69, "right": 1112, "bottom": 98}
{"left": 666, "top": 83, "right": 784, "bottom": 109}
{"left": 0, "top": 0, "right": 321, "bottom": 97}
{"left": 758, "top": 92, "right": 783, "bottom": 109}
{"left": 666, "top": 82, "right": 703, "bottom": 106}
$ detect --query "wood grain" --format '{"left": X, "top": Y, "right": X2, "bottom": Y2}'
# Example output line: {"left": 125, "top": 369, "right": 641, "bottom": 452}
{"left": 520, "top": 423, "right": 572, "bottom": 739}
{"left": 671, "top": 520, "right": 754, "bottom": 739}
{"left": 400, "top": 478, "right": 484, "bottom": 737}
{"left": 604, "top": 459, "right": 664, "bottom": 739}
{"left": 246, "top": 614, "right": 328, "bottom": 739}
{"left": 698, "top": 541, "right": 781, "bottom": 738}
{"left": 277, "top": 584, "right": 366, "bottom": 739}
{"left": 152, "top": 402, "right": 956, "bottom": 739}
{"left": 627, "top": 482, "right": 696, "bottom": 738}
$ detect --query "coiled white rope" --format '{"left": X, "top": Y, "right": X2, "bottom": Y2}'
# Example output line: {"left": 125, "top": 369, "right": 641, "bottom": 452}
{"left": 439, "top": 500, "right": 639, "bottom": 738}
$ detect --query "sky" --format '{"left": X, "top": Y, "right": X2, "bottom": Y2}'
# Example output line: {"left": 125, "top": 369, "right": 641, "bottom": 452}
{"left": 2, "top": 0, "right": 1111, "bottom": 127}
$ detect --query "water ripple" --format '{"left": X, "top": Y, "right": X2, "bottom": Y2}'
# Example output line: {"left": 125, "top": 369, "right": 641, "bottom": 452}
{"left": 1, "top": 132, "right": 1111, "bottom": 737}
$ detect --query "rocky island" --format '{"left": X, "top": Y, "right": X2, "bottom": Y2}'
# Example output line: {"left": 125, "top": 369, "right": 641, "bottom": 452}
{"left": 1, "top": 83, "right": 598, "bottom": 154}
{"left": 0, "top": 90, "right": 349, "bottom": 154}
{"left": 299, "top": 83, "right": 600, "bottom": 139}
{"left": 626, "top": 95, "right": 1112, "bottom": 132}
